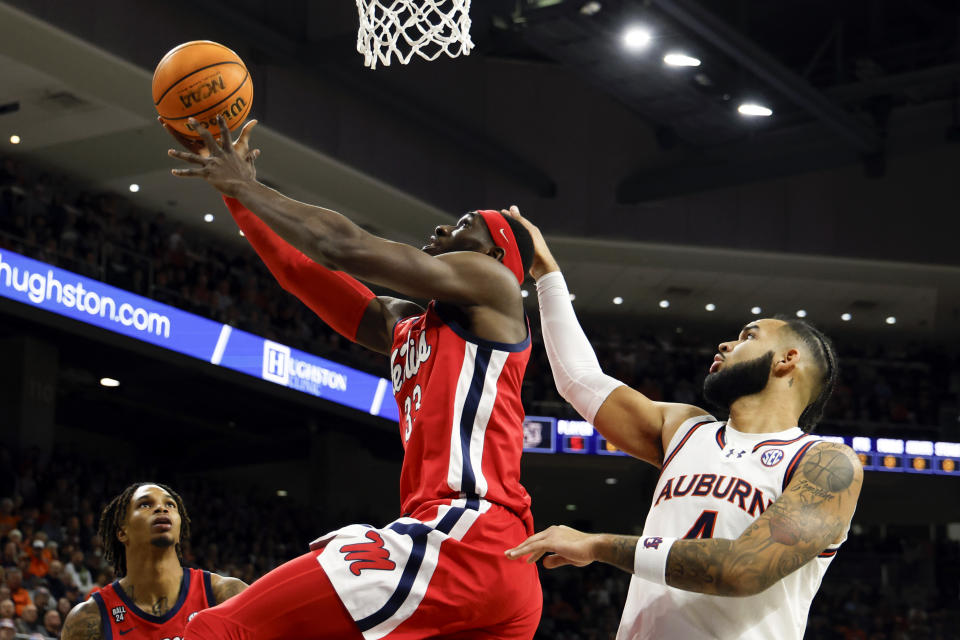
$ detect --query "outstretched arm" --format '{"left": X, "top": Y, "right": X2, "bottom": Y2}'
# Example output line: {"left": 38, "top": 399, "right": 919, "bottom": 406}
{"left": 505, "top": 208, "right": 708, "bottom": 464}
{"left": 506, "top": 442, "right": 863, "bottom": 597}
{"left": 169, "top": 117, "right": 518, "bottom": 311}
{"left": 61, "top": 600, "right": 103, "bottom": 640}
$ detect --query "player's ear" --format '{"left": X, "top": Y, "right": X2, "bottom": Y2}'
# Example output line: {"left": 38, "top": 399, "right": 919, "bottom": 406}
{"left": 486, "top": 246, "right": 505, "bottom": 263}
{"left": 773, "top": 348, "right": 799, "bottom": 377}
{"left": 116, "top": 527, "right": 128, "bottom": 545}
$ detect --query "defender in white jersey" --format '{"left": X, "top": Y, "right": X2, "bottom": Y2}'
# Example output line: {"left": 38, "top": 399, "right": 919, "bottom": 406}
{"left": 503, "top": 208, "right": 863, "bottom": 640}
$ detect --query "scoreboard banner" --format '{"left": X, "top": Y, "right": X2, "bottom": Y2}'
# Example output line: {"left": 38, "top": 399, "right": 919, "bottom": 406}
{"left": 0, "top": 249, "right": 398, "bottom": 421}
{"left": 2, "top": 247, "right": 956, "bottom": 475}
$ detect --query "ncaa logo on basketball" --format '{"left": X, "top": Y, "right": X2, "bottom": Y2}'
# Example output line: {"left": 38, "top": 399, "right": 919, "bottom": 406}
{"left": 262, "top": 340, "right": 291, "bottom": 385}
{"left": 761, "top": 449, "right": 785, "bottom": 467}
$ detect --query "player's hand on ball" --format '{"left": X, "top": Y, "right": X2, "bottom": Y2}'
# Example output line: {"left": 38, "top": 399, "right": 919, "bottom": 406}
{"left": 500, "top": 206, "right": 560, "bottom": 281}
{"left": 505, "top": 525, "right": 596, "bottom": 569}
{"left": 168, "top": 115, "right": 260, "bottom": 197}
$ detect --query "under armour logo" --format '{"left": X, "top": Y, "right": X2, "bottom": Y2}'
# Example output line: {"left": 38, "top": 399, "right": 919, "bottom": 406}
{"left": 340, "top": 530, "right": 396, "bottom": 576}
{"left": 643, "top": 536, "right": 664, "bottom": 549}
{"left": 499, "top": 228, "right": 509, "bottom": 243}
{"left": 725, "top": 448, "right": 746, "bottom": 459}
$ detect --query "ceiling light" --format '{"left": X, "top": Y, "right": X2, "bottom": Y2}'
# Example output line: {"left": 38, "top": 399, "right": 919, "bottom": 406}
{"left": 580, "top": 1, "right": 602, "bottom": 15}
{"left": 613, "top": 296, "right": 623, "bottom": 305}
{"left": 276, "top": 489, "right": 288, "bottom": 497}
{"left": 841, "top": 313, "right": 852, "bottom": 321}
{"left": 664, "top": 53, "right": 701, "bottom": 67}
{"left": 658, "top": 299, "right": 670, "bottom": 309}
{"left": 128, "top": 184, "right": 140, "bottom": 193}
{"left": 565, "top": 504, "right": 577, "bottom": 511}
{"left": 796, "top": 309, "right": 807, "bottom": 318}
{"left": 238, "top": 230, "right": 245, "bottom": 237}
{"left": 885, "top": 316, "right": 896, "bottom": 325}
{"left": 9, "top": 135, "right": 20, "bottom": 144}
{"left": 623, "top": 26, "right": 652, "bottom": 51}
{"left": 521, "top": 289, "right": 529, "bottom": 298}
{"left": 99, "top": 377, "right": 120, "bottom": 387}
{"left": 751, "top": 306, "right": 762, "bottom": 315}
{"left": 738, "top": 103, "right": 773, "bottom": 117}
{"left": 604, "top": 477, "right": 618, "bottom": 485}
{"left": 569, "top": 293, "right": 576, "bottom": 301}
{"left": 203, "top": 213, "right": 215, "bottom": 223}
{"left": 705, "top": 303, "right": 716, "bottom": 311}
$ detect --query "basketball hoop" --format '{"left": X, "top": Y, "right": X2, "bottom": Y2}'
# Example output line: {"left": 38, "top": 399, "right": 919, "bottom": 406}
{"left": 355, "top": 0, "right": 474, "bottom": 69}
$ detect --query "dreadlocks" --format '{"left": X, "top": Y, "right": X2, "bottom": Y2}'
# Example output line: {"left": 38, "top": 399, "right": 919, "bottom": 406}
{"left": 778, "top": 318, "right": 840, "bottom": 432}
{"left": 98, "top": 482, "right": 191, "bottom": 577}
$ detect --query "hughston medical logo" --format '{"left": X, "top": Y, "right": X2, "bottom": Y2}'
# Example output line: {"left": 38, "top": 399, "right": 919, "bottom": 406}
{"left": 262, "top": 340, "right": 349, "bottom": 395}
{"left": 0, "top": 251, "right": 171, "bottom": 338}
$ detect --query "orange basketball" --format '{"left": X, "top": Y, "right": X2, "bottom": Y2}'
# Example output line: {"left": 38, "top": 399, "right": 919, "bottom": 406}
{"left": 152, "top": 41, "right": 253, "bottom": 139}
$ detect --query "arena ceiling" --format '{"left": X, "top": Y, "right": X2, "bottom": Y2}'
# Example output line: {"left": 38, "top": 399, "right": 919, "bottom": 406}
{"left": 1, "top": 0, "right": 959, "bottom": 337}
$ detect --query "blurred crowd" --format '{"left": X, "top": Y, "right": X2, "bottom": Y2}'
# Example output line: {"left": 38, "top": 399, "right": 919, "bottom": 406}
{"left": 2, "top": 154, "right": 959, "bottom": 439}
{"left": 1, "top": 444, "right": 959, "bottom": 640}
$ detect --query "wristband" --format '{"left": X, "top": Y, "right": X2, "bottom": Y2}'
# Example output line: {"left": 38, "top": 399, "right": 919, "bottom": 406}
{"left": 633, "top": 536, "right": 676, "bottom": 585}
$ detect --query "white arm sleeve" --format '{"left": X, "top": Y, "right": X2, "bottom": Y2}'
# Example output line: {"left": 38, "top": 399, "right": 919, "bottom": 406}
{"left": 536, "top": 271, "right": 625, "bottom": 423}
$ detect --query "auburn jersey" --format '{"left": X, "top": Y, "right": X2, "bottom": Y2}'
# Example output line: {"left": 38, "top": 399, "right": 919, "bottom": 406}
{"left": 91, "top": 568, "right": 215, "bottom": 640}
{"left": 390, "top": 302, "right": 533, "bottom": 532}
{"left": 618, "top": 416, "right": 847, "bottom": 640}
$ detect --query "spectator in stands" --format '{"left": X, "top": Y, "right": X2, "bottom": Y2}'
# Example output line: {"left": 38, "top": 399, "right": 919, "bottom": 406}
{"left": 27, "top": 539, "right": 49, "bottom": 581}
{"left": 0, "top": 619, "right": 14, "bottom": 640}
{"left": 0, "top": 543, "right": 16, "bottom": 570}
{"left": 0, "top": 500, "right": 18, "bottom": 539}
{"left": 63, "top": 552, "right": 91, "bottom": 598}
{"left": 0, "top": 598, "right": 13, "bottom": 622}
{"left": 44, "top": 562, "right": 68, "bottom": 602}
{"left": 56, "top": 598, "right": 71, "bottom": 624}
{"left": 16, "top": 603, "right": 41, "bottom": 635}
{"left": 33, "top": 587, "right": 52, "bottom": 616}
{"left": 6, "top": 569, "right": 30, "bottom": 616}
{"left": 42, "top": 609, "right": 61, "bottom": 638}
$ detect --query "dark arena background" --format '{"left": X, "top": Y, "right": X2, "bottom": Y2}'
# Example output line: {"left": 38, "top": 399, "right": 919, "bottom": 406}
{"left": 1, "top": 1, "right": 960, "bottom": 638}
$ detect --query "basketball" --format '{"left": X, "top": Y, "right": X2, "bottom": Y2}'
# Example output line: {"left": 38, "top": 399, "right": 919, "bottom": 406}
{"left": 152, "top": 40, "right": 253, "bottom": 139}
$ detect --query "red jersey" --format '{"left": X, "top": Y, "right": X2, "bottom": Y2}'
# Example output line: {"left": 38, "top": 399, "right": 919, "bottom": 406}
{"left": 391, "top": 302, "right": 533, "bottom": 531}
{"left": 91, "top": 568, "right": 215, "bottom": 640}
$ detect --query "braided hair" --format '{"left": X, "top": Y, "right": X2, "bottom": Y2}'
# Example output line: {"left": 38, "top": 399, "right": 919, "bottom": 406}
{"left": 778, "top": 318, "right": 840, "bottom": 432}
{"left": 98, "top": 482, "right": 191, "bottom": 577}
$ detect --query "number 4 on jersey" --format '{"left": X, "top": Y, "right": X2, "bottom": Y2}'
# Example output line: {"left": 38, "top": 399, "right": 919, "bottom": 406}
{"left": 684, "top": 510, "right": 718, "bottom": 539}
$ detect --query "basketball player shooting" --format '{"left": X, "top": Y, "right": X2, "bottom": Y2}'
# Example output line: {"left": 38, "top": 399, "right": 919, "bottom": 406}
{"left": 502, "top": 210, "right": 863, "bottom": 640}
{"left": 164, "top": 116, "right": 542, "bottom": 639}
{"left": 61, "top": 483, "right": 247, "bottom": 640}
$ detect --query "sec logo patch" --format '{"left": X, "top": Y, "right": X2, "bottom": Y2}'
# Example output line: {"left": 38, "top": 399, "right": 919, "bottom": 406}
{"left": 761, "top": 449, "right": 785, "bottom": 467}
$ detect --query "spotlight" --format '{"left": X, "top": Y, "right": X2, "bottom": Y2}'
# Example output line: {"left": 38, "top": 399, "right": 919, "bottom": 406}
{"left": 841, "top": 313, "right": 852, "bottom": 322}
{"left": 565, "top": 504, "right": 577, "bottom": 511}
{"left": 580, "top": 1, "right": 602, "bottom": 15}
{"left": 276, "top": 490, "right": 288, "bottom": 497}
{"left": 705, "top": 303, "right": 716, "bottom": 311}
{"left": 604, "top": 477, "right": 618, "bottom": 485}
{"left": 658, "top": 299, "right": 670, "bottom": 309}
{"left": 9, "top": 135, "right": 20, "bottom": 144}
{"left": 100, "top": 377, "right": 120, "bottom": 387}
{"left": 128, "top": 184, "right": 140, "bottom": 193}
{"left": 613, "top": 296, "right": 623, "bottom": 305}
{"left": 885, "top": 316, "right": 896, "bottom": 325}
{"left": 738, "top": 103, "right": 773, "bottom": 117}
{"left": 751, "top": 306, "right": 762, "bottom": 315}
{"left": 796, "top": 309, "right": 807, "bottom": 318}
{"left": 203, "top": 213, "right": 215, "bottom": 223}
{"left": 521, "top": 289, "right": 529, "bottom": 298}
{"left": 664, "top": 53, "right": 701, "bottom": 67}
{"left": 623, "top": 26, "right": 652, "bottom": 51}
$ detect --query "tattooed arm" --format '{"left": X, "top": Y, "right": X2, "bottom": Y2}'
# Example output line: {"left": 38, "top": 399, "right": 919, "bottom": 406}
{"left": 61, "top": 600, "right": 103, "bottom": 640}
{"left": 507, "top": 442, "right": 862, "bottom": 597}
{"left": 211, "top": 573, "right": 248, "bottom": 604}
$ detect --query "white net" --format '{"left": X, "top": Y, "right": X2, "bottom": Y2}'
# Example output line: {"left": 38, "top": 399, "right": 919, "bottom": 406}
{"left": 355, "top": 0, "right": 474, "bottom": 69}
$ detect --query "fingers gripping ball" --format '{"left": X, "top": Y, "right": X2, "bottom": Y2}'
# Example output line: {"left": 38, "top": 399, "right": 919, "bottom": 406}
{"left": 153, "top": 40, "right": 253, "bottom": 139}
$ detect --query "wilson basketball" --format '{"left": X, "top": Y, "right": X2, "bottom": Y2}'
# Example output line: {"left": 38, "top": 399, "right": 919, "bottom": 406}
{"left": 152, "top": 40, "right": 253, "bottom": 139}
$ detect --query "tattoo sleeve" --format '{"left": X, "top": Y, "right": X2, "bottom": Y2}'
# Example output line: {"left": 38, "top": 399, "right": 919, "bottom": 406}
{"left": 664, "top": 442, "right": 862, "bottom": 597}
{"left": 62, "top": 601, "right": 103, "bottom": 640}
{"left": 212, "top": 575, "right": 249, "bottom": 604}
{"left": 594, "top": 535, "right": 641, "bottom": 574}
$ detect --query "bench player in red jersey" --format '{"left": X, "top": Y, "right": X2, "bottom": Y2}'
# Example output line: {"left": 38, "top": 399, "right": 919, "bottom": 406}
{"left": 61, "top": 483, "right": 247, "bottom": 640}
{"left": 164, "top": 116, "right": 541, "bottom": 639}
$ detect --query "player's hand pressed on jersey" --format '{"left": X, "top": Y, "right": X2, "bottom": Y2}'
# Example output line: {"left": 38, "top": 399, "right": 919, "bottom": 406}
{"left": 501, "top": 206, "right": 559, "bottom": 280}
{"left": 168, "top": 115, "right": 260, "bottom": 197}
{"left": 505, "top": 524, "right": 597, "bottom": 569}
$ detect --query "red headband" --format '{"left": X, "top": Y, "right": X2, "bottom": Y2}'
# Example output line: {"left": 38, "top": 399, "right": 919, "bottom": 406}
{"left": 477, "top": 210, "right": 524, "bottom": 285}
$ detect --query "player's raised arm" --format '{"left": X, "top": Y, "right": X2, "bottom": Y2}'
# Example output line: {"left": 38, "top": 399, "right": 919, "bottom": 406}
{"left": 168, "top": 116, "right": 520, "bottom": 314}
{"left": 505, "top": 208, "right": 708, "bottom": 465}
{"left": 507, "top": 441, "right": 862, "bottom": 597}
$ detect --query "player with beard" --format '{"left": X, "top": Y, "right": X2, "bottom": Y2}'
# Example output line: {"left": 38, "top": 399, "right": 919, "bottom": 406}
{"left": 61, "top": 483, "right": 246, "bottom": 640}
{"left": 503, "top": 209, "right": 862, "bottom": 640}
